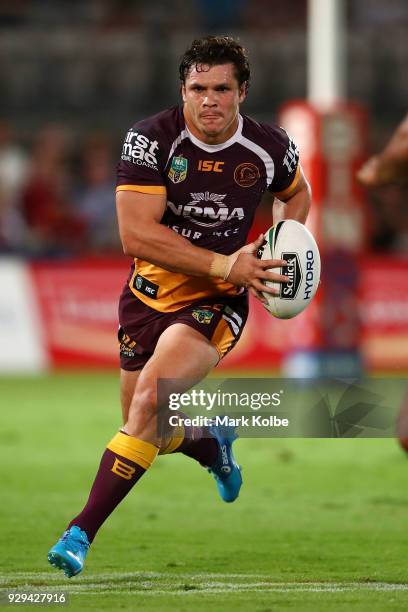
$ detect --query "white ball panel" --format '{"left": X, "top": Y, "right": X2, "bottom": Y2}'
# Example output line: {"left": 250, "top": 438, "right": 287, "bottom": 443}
{"left": 257, "top": 220, "right": 320, "bottom": 319}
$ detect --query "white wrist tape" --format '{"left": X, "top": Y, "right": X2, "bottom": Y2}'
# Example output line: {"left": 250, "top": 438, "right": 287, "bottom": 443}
{"left": 209, "top": 253, "right": 230, "bottom": 280}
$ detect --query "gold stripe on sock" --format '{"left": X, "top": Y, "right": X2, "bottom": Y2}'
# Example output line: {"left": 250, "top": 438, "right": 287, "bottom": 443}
{"left": 158, "top": 424, "right": 185, "bottom": 455}
{"left": 107, "top": 432, "right": 159, "bottom": 470}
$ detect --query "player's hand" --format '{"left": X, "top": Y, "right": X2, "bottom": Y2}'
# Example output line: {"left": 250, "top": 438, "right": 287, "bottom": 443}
{"left": 357, "top": 155, "right": 408, "bottom": 187}
{"left": 225, "top": 234, "right": 288, "bottom": 304}
{"left": 356, "top": 156, "right": 390, "bottom": 186}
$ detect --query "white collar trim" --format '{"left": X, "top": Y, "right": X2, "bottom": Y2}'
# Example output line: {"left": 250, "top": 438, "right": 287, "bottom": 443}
{"left": 185, "top": 114, "right": 243, "bottom": 152}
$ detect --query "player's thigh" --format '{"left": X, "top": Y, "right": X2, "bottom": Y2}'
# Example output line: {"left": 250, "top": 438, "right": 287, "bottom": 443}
{"left": 142, "top": 322, "right": 219, "bottom": 388}
{"left": 127, "top": 323, "right": 219, "bottom": 431}
{"left": 120, "top": 368, "right": 142, "bottom": 424}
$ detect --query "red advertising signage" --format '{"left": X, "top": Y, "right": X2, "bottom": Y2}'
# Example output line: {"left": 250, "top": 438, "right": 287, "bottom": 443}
{"left": 28, "top": 257, "right": 408, "bottom": 372}
{"left": 30, "top": 259, "right": 128, "bottom": 367}
{"left": 278, "top": 102, "right": 369, "bottom": 374}
{"left": 359, "top": 256, "right": 408, "bottom": 371}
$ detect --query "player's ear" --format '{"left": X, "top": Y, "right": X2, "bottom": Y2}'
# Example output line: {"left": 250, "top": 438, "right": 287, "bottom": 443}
{"left": 238, "top": 83, "right": 247, "bottom": 104}
{"left": 181, "top": 83, "right": 187, "bottom": 103}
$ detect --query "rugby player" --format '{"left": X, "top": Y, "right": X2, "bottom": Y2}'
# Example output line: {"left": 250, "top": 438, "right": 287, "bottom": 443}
{"left": 357, "top": 113, "right": 408, "bottom": 186}
{"left": 48, "top": 35, "right": 311, "bottom": 577}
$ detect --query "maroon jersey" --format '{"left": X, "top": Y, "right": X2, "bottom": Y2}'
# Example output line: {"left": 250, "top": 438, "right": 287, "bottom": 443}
{"left": 116, "top": 105, "right": 300, "bottom": 312}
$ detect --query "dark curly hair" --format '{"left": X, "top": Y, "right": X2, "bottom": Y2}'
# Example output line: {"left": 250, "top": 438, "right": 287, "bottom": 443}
{"left": 179, "top": 36, "right": 250, "bottom": 93}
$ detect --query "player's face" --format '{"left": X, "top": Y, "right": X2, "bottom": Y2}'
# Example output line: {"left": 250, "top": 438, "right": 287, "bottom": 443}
{"left": 182, "top": 63, "right": 247, "bottom": 144}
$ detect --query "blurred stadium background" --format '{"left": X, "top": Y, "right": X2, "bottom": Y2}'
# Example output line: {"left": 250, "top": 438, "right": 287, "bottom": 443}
{"left": 1, "top": 3, "right": 408, "bottom": 609}
{"left": 0, "top": 0, "right": 407, "bottom": 376}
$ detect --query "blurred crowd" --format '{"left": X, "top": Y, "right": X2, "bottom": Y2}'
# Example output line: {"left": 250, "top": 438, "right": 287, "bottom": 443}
{"left": 0, "top": 118, "right": 407, "bottom": 258}
{"left": 0, "top": 122, "right": 121, "bottom": 257}
{"left": 1, "top": 0, "right": 407, "bottom": 127}
{"left": 0, "top": 0, "right": 407, "bottom": 257}
{"left": 0, "top": 0, "right": 307, "bottom": 32}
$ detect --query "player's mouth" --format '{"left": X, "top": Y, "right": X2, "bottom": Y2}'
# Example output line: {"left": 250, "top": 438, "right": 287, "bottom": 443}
{"left": 200, "top": 113, "right": 223, "bottom": 120}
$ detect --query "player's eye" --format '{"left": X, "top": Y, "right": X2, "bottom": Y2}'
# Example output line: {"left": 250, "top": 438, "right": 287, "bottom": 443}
{"left": 216, "top": 86, "right": 229, "bottom": 92}
{"left": 192, "top": 85, "right": 204, "bottom": 92}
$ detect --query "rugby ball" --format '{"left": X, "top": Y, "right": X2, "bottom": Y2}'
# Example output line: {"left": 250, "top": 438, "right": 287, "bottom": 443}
{"left": 256, "top": 220, "right": 320, "bottom": 319}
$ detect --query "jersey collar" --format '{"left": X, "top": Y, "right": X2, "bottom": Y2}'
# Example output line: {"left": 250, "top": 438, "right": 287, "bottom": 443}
{"left": 185, "top": 114, "right": 243, "bottom": 153}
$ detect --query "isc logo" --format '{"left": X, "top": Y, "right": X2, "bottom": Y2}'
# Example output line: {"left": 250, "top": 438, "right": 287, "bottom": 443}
{"left": 198, "top": 160, "right": 224, "bottom": 173}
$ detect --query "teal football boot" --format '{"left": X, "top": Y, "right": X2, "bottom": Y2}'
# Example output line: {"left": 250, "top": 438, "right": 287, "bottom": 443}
{"left": 208, "top": 424, "right": 242, "bottom": 503}
{"left": 47, "top": 526, "right": 90, "bottom": 578}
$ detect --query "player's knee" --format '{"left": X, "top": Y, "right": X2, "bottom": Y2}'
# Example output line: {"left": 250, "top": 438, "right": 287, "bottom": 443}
{"left": 128, "top": 378, "right": 158, "bottom": 421}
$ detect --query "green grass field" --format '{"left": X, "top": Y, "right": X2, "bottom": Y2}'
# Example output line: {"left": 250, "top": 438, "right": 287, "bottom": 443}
{"left": 1, "top": 372, "right": 408, "bottom": 611}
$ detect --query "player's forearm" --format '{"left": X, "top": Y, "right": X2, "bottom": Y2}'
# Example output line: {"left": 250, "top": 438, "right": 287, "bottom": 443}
{"left": 120, "top": 222, "right": 221, "bottom": 277}
{"left": 357, "top": 115, "right": 408, "bottom": 186}
{"left": 283, "top": 189, "right": 310, "bottom": 223}
{"left": 274, "top": 182, "right": 311, "bottom": 225}
{"left": 376, "top": 157, "right": 408, "bottom": 184}
{"left": 382, "top": 114, "right": 408, "bottom": 160}
{"left": 376, "top": 118, "right": 408, "bottom": 182}
{"left": 377, "top": 121, "right": 408, "bottom": 183}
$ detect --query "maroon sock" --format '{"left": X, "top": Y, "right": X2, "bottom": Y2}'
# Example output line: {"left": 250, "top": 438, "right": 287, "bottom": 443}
{"left": 68, "top": 448, "right": 145, "bottom": 542}
{"left": 176, "top": 423, "right": 218, "bottom": 467}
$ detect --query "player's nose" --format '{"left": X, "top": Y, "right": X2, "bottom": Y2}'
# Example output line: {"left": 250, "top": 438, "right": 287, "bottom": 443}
{"left": 203, "top": 95, "right": 217, "bottom": 107}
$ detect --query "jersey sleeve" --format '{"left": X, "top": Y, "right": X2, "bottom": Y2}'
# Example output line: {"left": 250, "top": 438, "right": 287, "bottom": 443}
{"left": 116, "top": 125, "right": 167, "bottom": 195}
{"left": 267, "top": 126, "right": 300, "bottom": 198}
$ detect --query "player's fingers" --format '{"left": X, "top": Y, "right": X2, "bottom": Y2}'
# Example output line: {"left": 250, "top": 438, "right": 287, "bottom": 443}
{"left": 252, "top": 279, "right": 279, "bottom": 295}
{"left": 259, "top": 258, "right": 287, "bottom": 270}
{"left": 252, "top": 233, "right": 265, "bottom": 251}
{"left": 257, "top": 259, "right": 288, "bottom": 272}
{"left": 258, "top": 270, "right": 289, "bottom": 283}
{"left": 240, "top": 233, "right": 265, "bottom": 255}
{"left": 356, "top": 156, "right": 380, "bottom": 186}
{"left": 248, "top": 286, "right": 267, "bottom": 304}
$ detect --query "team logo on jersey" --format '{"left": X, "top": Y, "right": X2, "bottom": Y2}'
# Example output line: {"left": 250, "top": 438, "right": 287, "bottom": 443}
{"left": 234, "top": 162, "right": 260, "bottom": 188}
{"left": 121, "top": 129, "right": 159, "bottom": 169}
{"left": 192, "top": 309, "right": 214, "bottom": 324}
{"left": 168, "top": 155, "right": 188, "bottom": 184}
{"left": 167, "top": 192, "right": 244, "bottom": 228}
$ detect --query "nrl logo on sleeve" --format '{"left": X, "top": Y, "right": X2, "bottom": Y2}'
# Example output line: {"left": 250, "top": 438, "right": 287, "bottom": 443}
{"left": 168, "top": 155, "right": 188, "bottom": 184}
{"left": 192, "top": 308, "right": 214, "bottom": 324}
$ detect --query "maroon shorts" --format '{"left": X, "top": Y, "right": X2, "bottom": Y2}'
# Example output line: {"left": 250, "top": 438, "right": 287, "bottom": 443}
{"left": 118, "top": 285, "right": 248, "bottom": 371}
